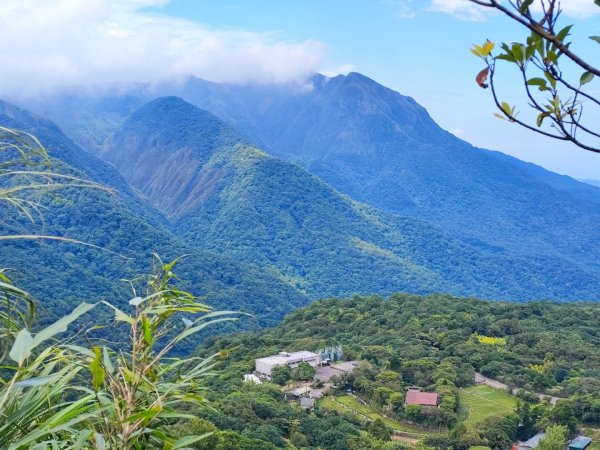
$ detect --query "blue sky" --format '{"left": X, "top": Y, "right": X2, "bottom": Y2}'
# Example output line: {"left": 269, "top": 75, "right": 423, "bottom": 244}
{"left": 0, "top": 0, "right": 598, "bottom": 178}
{"left": 151, "top": 0, "right": 600, "bottom": 179}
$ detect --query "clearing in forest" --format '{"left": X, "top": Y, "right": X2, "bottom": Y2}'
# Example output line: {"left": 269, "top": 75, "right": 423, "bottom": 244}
{"left": 460, "top": 384, "right": 517, "bottom": 428}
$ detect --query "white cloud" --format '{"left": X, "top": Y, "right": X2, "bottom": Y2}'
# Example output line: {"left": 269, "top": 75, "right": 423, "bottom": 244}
{"left": 385, "top": 0, "right": 417, "bottom": 18}
{"left": 0, "top": 0, "right": 329, "bottom": 97}
{"left": 429, "top": 0, "right": 600, "bottom": 21}
{"left": 428, "top": 0, "right": 490, "bottom": 21}
{"left": 451, "top": 128, "right": 466, "bottom": 138}
{"left": 531, "top": 0, "right": 600, "bottom": 19}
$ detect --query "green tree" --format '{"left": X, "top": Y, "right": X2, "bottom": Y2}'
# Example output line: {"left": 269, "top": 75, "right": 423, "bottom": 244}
{"left": 293, "top": 361, "right": 316, "bottom": 381}
{"left": 538, "top": 425, "right": 567, "bottom": 450}
{"left": 469, "top": 0, "right": 600, "bottom": 153}
{"left": 368, "top": 418, "right": 392, "bottom": 441}
{"left": 271, "top": 364, "right": 292, "bottom": 385}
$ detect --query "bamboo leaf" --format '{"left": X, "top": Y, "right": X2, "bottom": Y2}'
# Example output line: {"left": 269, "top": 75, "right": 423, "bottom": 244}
{"left": 171, "top": 433, "right": 214, "bottom": 449}
{"left": 102, "top": 346, "right": 114, "bottom": 374}
{"left": 30, "top": 303, "right": 97, "bottom": 352}
{"left": 9, "top": 329, "right": 33, "bottom": 365}
{"left": 101, "top": 301, "right": 135, "bottom": 324}
{"left": 13, "top": 375, "right": 57, "bottom": 388}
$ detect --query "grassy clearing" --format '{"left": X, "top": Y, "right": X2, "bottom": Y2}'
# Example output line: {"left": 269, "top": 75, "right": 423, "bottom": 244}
{"left": 319, "top": 396, "right": 348, "bottom": 415}
{"left": 460, "top": 384, "right": 517, "bottom": 428}
{"left": 320, "top": 395, "right": 442, "bottom": 436}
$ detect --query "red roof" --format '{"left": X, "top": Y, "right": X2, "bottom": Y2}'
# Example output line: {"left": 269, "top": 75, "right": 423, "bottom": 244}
{"left": 404, "top": 389, "right": 439, "bottom": 406}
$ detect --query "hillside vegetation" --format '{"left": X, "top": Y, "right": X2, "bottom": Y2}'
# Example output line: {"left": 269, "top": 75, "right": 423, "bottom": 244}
{"left": 195, "top": 293, "right": 600, "bottom": 449}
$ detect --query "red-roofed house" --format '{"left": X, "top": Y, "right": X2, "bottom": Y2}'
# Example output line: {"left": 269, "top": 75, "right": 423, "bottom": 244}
{"left": 404, "top": 388, "right": 439, "bottom": 407}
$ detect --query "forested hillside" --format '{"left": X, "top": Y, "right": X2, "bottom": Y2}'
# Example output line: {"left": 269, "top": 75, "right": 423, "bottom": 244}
{"left": 0, "top": 100, "right": 309, "bottom": 330}
{"left": 17, "top": 73, "right": 600, "bottom": 304}
{"left": 95, "top": 96, "right": 600, "bottom": 301}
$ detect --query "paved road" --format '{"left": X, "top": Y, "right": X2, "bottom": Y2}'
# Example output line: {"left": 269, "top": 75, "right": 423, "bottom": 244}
{"left": 474, "top": 373, "right": 565, "bottom": 405}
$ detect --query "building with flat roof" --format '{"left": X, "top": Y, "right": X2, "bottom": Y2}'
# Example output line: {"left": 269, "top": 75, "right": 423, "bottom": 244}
{"left": 514, "top": 432, "right": 545, "bottom": 450}
{"left": 255, "top": 351, "right": 321, "bottom": 378}
{"left": 568, "top": 437, "right": 592, "bottom": 450}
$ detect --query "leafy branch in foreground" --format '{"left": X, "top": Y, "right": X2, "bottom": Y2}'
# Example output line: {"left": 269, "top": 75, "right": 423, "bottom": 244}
{"left": 0, "top": 256, "right": 243, "bottom": 449}
{"left": 469, "top": 0, "right": 600, "bottom": 153}
{"left": 0, "top": 125, "right": 108, "bottom": 228}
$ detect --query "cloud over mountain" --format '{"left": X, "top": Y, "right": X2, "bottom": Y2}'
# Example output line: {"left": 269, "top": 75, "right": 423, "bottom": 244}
{"left": 0, "top": 0, "right": 327, "bottom": 97}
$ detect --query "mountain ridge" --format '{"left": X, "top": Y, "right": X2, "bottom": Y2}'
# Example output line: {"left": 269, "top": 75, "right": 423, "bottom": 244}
{"left": 102, "top": 96, "right": 600, "bottom": 301}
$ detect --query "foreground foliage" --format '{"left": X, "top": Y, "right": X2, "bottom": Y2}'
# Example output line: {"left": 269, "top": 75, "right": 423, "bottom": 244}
{"left": 0, "top": 258, "right": 240, "bottom": 449}
{"left": 470, "top": 0, "right": 599, "bottom": 152}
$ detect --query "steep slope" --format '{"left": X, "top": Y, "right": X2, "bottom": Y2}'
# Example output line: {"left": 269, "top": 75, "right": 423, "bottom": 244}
{"left": 24, "top": 75, "right": 600, "bottom": 266}
{"left": 170, "top": 74, "right": 600, "bottom": 272}
{"left": 0, "top": 100, "right": 308, "bottom": 328}
{"left": 103, "top": 97, "right": 600, "bottom": 301}
{"left": 101, "top": 96, "right": 248, "bottom": 216}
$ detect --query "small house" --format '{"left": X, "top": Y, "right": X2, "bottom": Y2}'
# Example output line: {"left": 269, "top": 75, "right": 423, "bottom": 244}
{"left": 568, "top": 437, "right": 592, "bottom": 450}
{"left": 404, "top": 388, "right": 439, "bottom": 407}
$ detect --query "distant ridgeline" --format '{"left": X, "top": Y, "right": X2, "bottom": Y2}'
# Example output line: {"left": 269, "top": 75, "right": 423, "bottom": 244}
{"left": 1, "top": 71, "right": 600, "bottom": 333}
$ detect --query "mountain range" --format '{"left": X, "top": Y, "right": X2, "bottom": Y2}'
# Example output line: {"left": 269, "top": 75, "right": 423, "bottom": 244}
{"left": 3, "top": 71, "right": 600, "bottom": 329}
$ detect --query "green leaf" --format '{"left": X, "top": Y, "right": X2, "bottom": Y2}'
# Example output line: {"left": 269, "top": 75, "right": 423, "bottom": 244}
{"left": 102, "top": 346, "right": 114, "bottom": 374}
{"left": 527, "top": 77, "right": 548, "bottom": 91}
{"left": 536, "top": 112, "right": 549, "bottom": 127}
{"left": 544, "top": 71, "right": 557, "bottom": 90}
{"left": 556, "top": 25, "right": 573, "bottom": 43}
{"left": 119, "top": 406, "right": 162, "bottom": 424}
{"left": 129, "top": 296, "right": 144, "bottom": 306}
{"left": 501, "top": 102, "right": 513, "bottom": 116}
{"left": 511, "top": 43, "right": 525, "bottom": 64}
{"left": 101, "top": 301, "right": 135, "bottom": 325}
{"left": 495, "top": 53, "right": 516, "bottom": 62}
{"left": 580, "top": 71, "right": 595, "bottom": 85}
{"left": 30, "top": 302, "right": 96, "bottom": 351}
{"left": 73, "top": 430, "right": 92, "bottom": 450}
{"left": 590, "top": 35, "right": 600, "bottom": 44}
{"left": 94, "top": 433, "right": 106, "bottom": 450}
{"left": 519, "top": 0, "right": 534, "bottom": 13}
{"left": 171, "top": 433, "right": 214, "bottom": 449}
{"left": 9, "top": 329, "right": 33, "bottom": 365}
{"left": 64, "top": 344, "right": 96, "bottom": 358}
{"left": 142, "top": 316, "right": 152, "bottom": 345}
{"left": 89, "top": 346, "right": 105, "bottom": 391}
{"left": 13, "top": 375, "right": 57, "bottom": 388}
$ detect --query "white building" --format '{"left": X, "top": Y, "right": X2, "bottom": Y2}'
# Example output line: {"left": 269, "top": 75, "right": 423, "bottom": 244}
{"left": 255, "top": 351, "right": 321, "bottom": 378}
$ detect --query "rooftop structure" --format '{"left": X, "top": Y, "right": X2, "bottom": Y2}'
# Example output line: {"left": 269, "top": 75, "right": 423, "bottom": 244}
{"left": 255, "top": 351, "right": 321, "bottom": 378}
{"left": 568, "top": 437, "right": 593, "bottom": 450}
{"left": 515, "top": 432, "right": 546, "bottom": 450}
{"left": 404, "top": 388, "right": 439, "bottom": 407}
